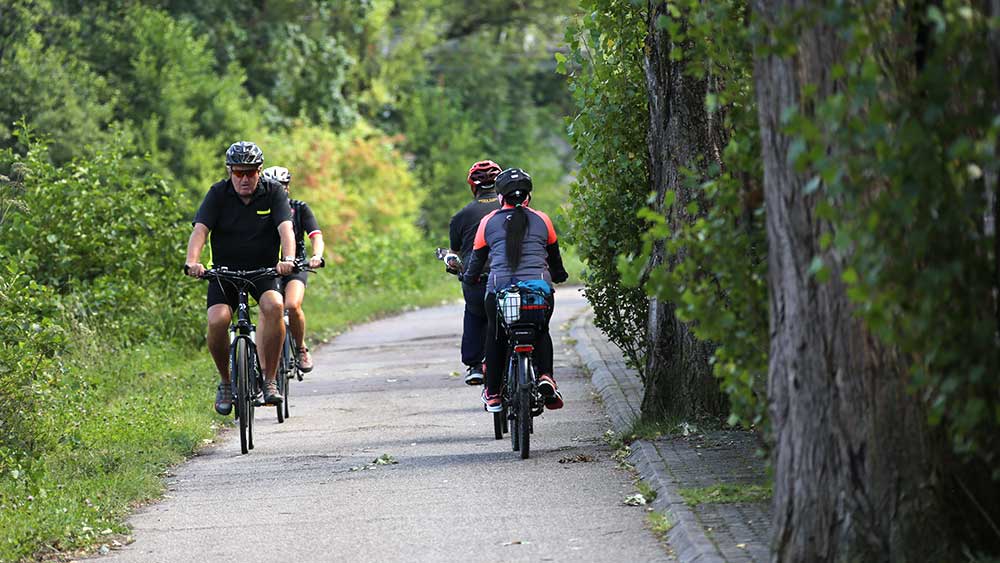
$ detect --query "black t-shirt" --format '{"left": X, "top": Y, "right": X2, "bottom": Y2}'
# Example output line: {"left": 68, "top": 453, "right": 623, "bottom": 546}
{"left": 449, "top": 188, "right": 500, "bottom": 269}
{"left": 193, "top": 177, "right": 292, "bottom": 269}
{"left": 290, "top": 199, "right": 320, "bottom": 261}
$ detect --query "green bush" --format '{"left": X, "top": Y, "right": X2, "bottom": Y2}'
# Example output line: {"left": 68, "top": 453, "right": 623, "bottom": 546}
{"left": 1, "top": 135, "right": 201, "bottom": 345}
{"left": 562, "top": 0, "right": 650, "bottom": 375}
{"left": 0, "top": 267, "right": 66, "bottom": 470}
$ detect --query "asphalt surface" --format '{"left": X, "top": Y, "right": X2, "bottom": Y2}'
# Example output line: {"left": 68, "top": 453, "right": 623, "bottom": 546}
{"left": 93, "top": 287, "right": 669, "bottom": 563}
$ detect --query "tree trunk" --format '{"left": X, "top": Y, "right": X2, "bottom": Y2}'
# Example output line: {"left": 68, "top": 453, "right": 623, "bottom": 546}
{"left": 640, "top": 0, "right": 728, "bottom": 421}
{"left": 753, "top": 1, "right": 941, "bottom": 560}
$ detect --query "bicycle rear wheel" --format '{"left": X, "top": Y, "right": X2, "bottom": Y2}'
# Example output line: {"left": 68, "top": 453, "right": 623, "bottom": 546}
{"left": 507, "top": 356, "right": 520, "bottom": 452}
{"left": 283, "top": 335, "right": 294, "bottom": 420}
{"left": 517, "top": 355, "right": 532, "bottom": 459}
{"left": 234, "top": 338, "right": 252, "bottom": 455}
{"left": 275, "top": 367, "right": 286, "bottom": 423}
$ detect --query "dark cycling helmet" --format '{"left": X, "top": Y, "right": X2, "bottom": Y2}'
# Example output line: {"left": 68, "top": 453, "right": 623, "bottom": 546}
{"left": 262, "top": 166, "right": 292, "bottom": 184}
{"left": 495, "top": 167, "right": 532, "bottom": 198}
{"left": 225, "top": 141, "right": 264, "bottom": 166}
{"left": 467, "top": 160, "right": 502, "bottom": 189}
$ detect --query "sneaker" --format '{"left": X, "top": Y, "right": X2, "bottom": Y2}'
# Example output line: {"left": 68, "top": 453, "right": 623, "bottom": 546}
{"left": 263, "top": 380, "right": 284, "bottom": 405}
{"left": 298, "top": 346, "right": 314, "bottom": 373}
{"left": 464, "top": 365, "right": 484, "bottom": 386}
{"left": 214, "top": 382, "right": 233, "bottom": 416}
{"left": 537, "top": 374, "right": 564, "bottom": 410}
{"left": 536, "top": 374, "right": 558, "bottom": 397}
{"left": 482, "top": 388, "right": 502, "bottom": 413}
{"left": 544, "top": 391, "right": 564, "bottom": 410}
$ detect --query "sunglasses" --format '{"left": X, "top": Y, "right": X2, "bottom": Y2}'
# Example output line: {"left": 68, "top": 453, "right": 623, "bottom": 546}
{"left": 230, "top": 168, "right": 260, "bottom": 178}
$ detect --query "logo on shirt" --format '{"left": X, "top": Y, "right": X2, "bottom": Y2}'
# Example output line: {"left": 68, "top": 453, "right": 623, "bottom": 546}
{"left": 257, "top": 209, "right": 271, "bottom": 215}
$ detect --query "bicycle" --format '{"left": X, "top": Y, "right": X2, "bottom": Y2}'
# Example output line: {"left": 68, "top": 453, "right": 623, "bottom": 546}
{"left": 275, "top": 259, "right": 323, "bottom": 423}
{"left": 199, "top": 265, "right": 291, "bottom": 454}
{"left": 494, "top": 283, "right": 551, "bottom": 459}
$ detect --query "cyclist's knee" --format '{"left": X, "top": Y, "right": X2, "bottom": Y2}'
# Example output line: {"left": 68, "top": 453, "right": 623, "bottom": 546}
{"left": 284, "top": 296, "right": 304, "bottom": 313}
{"left": 207, "top": 305, "right": 231, "bottom": 331}
{"left": 258, "top": 291, "right": 284, "bottom": 318}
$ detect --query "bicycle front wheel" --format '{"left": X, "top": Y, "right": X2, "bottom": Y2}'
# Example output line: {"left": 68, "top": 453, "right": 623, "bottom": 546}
{"left": 234, "top": 337, "right": 252, "bottom": 455}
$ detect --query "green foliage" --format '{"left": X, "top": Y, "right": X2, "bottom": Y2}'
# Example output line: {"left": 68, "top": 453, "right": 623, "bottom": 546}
{"left": 778, "top": 2, "right": 1000, "bottom": 465}
{"left": 266, "top": 25, "right": 355, "bottom": 129}
{"left": 563, "top": 0, "right": 651, "bottom": 376}
{"left": 0, "top": 13, "right": 115, "bottom": 163}
{"left": 349, "top": 1, "right": 578, "bottom": 235}
{"left": 618, "top": 0, "right": 768, "bottom": 429}
{"left": 0, "top": 268, "right": 66, "bottom": 468}
{"left": 1, "top": 134, "right": 201, "bottom": 344}
{"left": 83, "top": 4, "right": 261, "bottom": 195}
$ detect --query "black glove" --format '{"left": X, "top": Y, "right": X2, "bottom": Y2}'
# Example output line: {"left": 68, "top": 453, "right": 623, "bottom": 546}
{"left": 446, "top": 265, "right": 460, "bottom": 276}
{"left": 552, "top": 271, "right": 569, "bottom": 284}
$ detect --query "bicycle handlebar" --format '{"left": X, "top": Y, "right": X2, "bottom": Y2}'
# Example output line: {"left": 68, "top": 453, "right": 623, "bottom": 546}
{"left": 186, "top": 259, "right": 322, "bottom": 280}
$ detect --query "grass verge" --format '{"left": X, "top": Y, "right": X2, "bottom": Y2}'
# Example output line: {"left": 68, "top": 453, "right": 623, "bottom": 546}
{"left": 678, "top": 483, "right": 772, "bottom": 506}
{"left": 647, "top": 510, "right": 675, "bottom": 539}
{"left": 0, "top": 272, "right": 459, "bottom": 562}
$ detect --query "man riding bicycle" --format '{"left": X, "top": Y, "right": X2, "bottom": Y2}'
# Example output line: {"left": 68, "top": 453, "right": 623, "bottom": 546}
{"left": 184, "top": 141, "right": 296, "bottom": 414}
{"left": 262, "top": 165, "right": 324, "bottom": 373}
{"left": 447, "top": 160, "right": 502, "bottom": 385}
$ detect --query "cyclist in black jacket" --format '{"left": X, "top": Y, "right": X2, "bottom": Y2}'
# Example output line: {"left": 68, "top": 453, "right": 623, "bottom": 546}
{"left": 447, "top": 160, "right": 502, "bottom": 385}
{"left": 262, "top": 166, "right": 325, "bottom": 373}
{"left": 184, "top": 141, "right": 295, "bottom": 413}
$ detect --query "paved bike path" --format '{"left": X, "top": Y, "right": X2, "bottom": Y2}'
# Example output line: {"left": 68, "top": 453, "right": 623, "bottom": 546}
{"left": 94, "top": 287, "right": 669, "bottom": 562}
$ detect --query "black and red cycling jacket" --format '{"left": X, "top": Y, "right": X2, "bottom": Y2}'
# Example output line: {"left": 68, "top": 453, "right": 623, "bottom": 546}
{"left": 464, "top": 202, "right": 568, "bottom": 293}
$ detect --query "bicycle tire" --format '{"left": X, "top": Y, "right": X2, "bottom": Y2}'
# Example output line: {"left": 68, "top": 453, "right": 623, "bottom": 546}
{"left": 508, "top": 355, "right": 520, "bottom": 452}
{"left": 249, "top": 357, "right": 260, "bottom": 451}
{"left": 276, "top": 368, "right": 286, "bottom": 423}
{"left": 518, "top": 354, "right": 532, "bottom": 459}
{"left": 283, "top": 335, "right": 294, "bottom": 420}
{"left": 234, "top": 338, "right": 251, "bottom": 455}
{"left": 493, "top": 411, "right": 504, "bottom": 440}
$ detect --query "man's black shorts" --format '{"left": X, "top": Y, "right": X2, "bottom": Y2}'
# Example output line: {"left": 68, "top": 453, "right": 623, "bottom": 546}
{"left": 279, "top": 270, "right": 309, "bottom": 291}
{"left": 206, "top": 276, "right": 281, "bottom": 309}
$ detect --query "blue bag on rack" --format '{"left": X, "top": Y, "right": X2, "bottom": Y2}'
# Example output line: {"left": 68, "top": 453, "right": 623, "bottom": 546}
{"left": 515, "top": 279, "right": 553, "bottom": 325}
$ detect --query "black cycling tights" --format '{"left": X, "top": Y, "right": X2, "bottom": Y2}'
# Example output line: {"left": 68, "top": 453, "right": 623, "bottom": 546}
{"left": 483, "top": 292, "right": 554, "bottom": 395}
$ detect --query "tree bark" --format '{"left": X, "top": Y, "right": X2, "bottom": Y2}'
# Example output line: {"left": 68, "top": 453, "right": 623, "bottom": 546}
{"left": 753, "top": 2, "right": 941, "bottom": 560}
{"left": 640, "top": 0, "right": 728, "bottom": 421}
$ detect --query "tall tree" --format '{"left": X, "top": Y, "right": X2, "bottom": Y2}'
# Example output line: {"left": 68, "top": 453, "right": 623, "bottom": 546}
{"left": 753, "top": 2, "right": 942, "bottom": 559}
{"left": 640, "top": 0, "right": 726, "bottom": 419}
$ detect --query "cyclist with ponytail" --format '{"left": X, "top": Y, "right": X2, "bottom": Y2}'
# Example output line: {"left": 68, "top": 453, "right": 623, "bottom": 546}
{"left": 462, "top": 168, "right": 569, "bottom": 413}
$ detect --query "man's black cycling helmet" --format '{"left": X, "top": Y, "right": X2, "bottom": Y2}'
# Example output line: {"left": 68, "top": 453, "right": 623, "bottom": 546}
{"left": 495, "top": 167, "right": 532, "bottom": 198}
{"left": 225, "top": 141, "right": 264, "bottom": 166}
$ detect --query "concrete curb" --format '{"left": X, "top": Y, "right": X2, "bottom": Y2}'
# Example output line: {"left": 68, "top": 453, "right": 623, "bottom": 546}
{"left": 569, "top": 313, "right": 725, "bottom": 563}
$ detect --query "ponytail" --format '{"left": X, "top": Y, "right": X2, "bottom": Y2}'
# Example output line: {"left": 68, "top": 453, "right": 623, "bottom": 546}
{"left": 505, "top": 194, "right": 529, "bottom": 270}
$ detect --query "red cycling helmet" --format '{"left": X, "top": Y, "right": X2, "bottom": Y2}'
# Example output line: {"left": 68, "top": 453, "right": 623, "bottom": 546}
{"left": 467, "top": 160, "right": 503, "bottom": 190}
